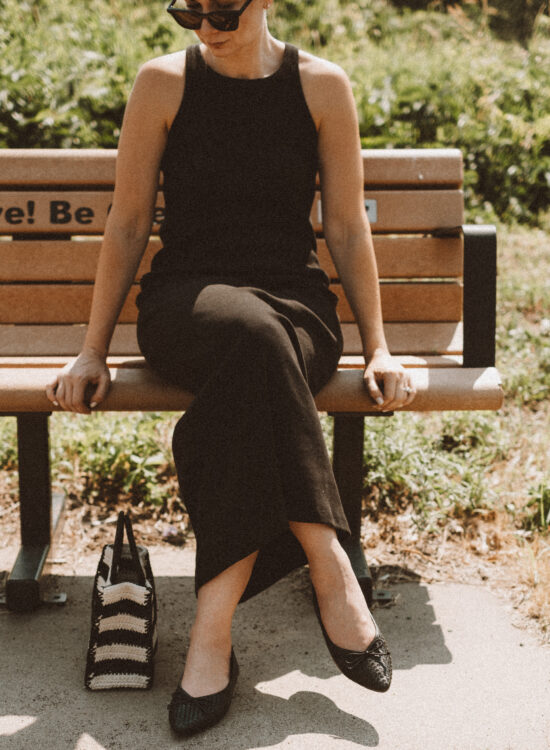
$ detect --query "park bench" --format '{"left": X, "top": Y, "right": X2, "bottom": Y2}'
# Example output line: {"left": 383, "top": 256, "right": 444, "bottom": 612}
{"left": 0, "top": 148, "right": 503, "bottom": 613}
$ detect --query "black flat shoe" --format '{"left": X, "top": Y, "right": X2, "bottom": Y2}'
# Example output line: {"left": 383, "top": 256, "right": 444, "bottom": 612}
{"left": 168, "top": 649, "right": 239, "bottom": 736}
{"left": 312, "top": 593, "right": 392, "bottom": 692}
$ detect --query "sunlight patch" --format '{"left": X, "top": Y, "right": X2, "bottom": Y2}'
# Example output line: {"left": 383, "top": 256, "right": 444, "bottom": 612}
{"left": 255, "top": 670, "right": 331, "bottom": 699}
{"left": 0, "top": 715, "right": 37, "bottom": 736}
{"left": 75, "top": 734, "right": 109, "bottom": 750}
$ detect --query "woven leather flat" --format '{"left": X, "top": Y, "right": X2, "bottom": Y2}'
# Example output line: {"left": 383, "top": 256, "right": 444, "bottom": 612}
{"left": 313, "top": 593, "right": 392, "bottom": 692}
{"left": 168, "top": 649, "right": 239, "bottom": 736}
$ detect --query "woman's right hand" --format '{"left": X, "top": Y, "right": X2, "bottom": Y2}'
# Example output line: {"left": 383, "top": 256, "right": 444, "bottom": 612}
{"left": 45, "top": 349, "right": 111, "bottom": 414}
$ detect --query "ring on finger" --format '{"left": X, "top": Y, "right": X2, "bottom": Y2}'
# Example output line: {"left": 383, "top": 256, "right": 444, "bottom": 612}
{"left": 403, "top": 385, "right": 413, "bottom": 394}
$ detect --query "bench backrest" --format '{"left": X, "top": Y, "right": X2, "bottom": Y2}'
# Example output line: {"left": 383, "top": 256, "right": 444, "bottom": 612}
{"left": 0, "top": 148, "right": 467, "bottom": 365}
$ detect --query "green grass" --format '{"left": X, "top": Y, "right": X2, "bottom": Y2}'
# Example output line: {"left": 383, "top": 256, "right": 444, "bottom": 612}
{"left": 47, "top": 411, "right": 179, "bottom": 508}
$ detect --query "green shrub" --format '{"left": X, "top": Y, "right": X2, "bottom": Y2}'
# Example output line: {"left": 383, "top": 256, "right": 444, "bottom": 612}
{"left": 355, "top": 411, "right": 502, "bottom": 530}
{"left": 0, "top": 0, "right": 190, "bottom": 148}
{"left": 49, "top": 411, "right": 178, "bottom": 506}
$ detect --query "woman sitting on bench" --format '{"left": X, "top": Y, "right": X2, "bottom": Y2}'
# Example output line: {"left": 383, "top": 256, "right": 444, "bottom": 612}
{"left": 46, "top": 0, "right": 415, "bottom": 736}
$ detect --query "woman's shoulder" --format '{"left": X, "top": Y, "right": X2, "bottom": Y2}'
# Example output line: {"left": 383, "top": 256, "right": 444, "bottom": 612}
{"left": 295, "top": 48, "right": 353, "bottom": 122}
{"left": 130, "top": 49, "right": 190, "bottom": 126}
{"left": 137, "top": 49, "right": 188, "bottom": 83}
{"left": 296, "top": 48, "right": 350, "bottom": 89}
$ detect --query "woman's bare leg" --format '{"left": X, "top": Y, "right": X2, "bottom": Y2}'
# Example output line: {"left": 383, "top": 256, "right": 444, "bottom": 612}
{"left": 181, "top": 550, "right": 258, "bottom": 696}
{"left": 182, "top": 523, "right": 373, "bottom": 695}
{"left": 289, "top": 521, "right": 376, "bottom": 650}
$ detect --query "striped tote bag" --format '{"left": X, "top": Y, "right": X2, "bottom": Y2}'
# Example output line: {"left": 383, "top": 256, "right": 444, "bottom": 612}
{"left": 85, "top": 511, "right": 158, "bottom": 690}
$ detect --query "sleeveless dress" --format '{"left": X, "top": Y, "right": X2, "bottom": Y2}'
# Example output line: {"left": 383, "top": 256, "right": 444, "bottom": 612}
{"left": 136, "top": 43, "right": 351, "bottom": 601}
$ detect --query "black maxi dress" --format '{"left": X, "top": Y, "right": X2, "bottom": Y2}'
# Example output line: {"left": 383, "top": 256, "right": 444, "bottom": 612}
{"left": 136, "top": 43, "right": 351, "bottom": 602}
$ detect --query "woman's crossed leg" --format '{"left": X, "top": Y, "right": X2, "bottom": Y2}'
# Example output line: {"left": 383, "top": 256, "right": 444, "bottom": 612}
{"left": 180, "top": 522, "right": 374, "bottom": 697}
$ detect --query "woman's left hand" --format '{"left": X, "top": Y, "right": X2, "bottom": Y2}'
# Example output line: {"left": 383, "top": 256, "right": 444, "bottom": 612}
{"left": 363, "top": 349, "right": 416, "bottom": 412}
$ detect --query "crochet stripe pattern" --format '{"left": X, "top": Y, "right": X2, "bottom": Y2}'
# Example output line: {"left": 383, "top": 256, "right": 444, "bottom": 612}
{"left": 85, "top": 542, "right": 157, "bottom": 690}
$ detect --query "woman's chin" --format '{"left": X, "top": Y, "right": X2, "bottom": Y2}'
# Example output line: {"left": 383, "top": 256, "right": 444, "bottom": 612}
{"left": 204, "top": 39, "right": 231, "bottom": 54}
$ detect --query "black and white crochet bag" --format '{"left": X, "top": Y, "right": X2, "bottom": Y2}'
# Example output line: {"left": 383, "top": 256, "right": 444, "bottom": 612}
{"left": 85, "top": 511, "right": 158, "bottom": 690}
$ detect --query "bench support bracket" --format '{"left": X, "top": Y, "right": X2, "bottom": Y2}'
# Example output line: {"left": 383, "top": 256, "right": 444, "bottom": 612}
{"left": 1, "top": 413, "right": 66, "bottom": 612}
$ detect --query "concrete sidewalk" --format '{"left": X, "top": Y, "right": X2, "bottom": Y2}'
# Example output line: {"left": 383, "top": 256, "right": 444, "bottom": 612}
{"left": 1, "top": 545, "right": 549, "bottom": 750}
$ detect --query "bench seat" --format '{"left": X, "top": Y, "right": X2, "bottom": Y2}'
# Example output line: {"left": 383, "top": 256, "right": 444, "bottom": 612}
{"left": 0, "top": 361, "right": 503, "bottom": 413}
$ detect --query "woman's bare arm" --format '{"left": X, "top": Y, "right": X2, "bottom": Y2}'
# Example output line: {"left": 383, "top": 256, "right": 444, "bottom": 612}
{"left": 45, "top": 56, "right": 185, "bottom": 413}
{"left": 302, "top": 58, "right": 416, "bottom": 411}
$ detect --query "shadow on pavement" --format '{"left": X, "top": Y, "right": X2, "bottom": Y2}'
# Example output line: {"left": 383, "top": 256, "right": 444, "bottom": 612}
{"left": 0, "top": 564, "right": 450, "bottom": 749}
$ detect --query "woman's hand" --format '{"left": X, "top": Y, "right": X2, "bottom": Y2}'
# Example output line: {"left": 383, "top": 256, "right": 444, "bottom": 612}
{"left": 363, "top": 349, "right": 416, "bottom": 412}
{"left": 45, "top": 349, "right": 111, "bottom": 414}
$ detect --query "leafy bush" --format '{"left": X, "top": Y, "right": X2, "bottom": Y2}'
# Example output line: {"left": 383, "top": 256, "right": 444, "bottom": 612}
{"left": 320, "top": 8, "right": 550, "bottom": 225}
{"left": 0, "top": 0, "right": 189, "bottom": 148}
{"left": 49, "top": 411, "right": 178, "bottom": 506}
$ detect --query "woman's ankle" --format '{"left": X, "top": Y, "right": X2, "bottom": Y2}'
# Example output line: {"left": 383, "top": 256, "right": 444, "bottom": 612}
{"left": 189, "top": 621, "right": 232, "bottom": 653}
{"left": 309, "top": 543, "right": 355, "bottom": 594}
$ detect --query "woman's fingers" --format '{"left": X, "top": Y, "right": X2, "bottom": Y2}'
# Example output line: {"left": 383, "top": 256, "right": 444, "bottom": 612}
{"left": 88, "top": 372, "right": 111, "bottom": 409}
{"left": 365, "top": 371, "right": 384, "bottom": 407}
{"left": 404, "top": 382, "right": 417, "bottom": 406}
{"left": 44, "top": 355, "right": 111, "bottom": 413}
{"left": 45, "top": 377, "right": 60, "bottom": 407}
{"left": 380, "top": 372, "right": 397, "bottom": 409}
{"left": 364, "top": 365, "right": 416, "bottom": 411}
{"left": 54, "top": 379, "right": 68, "bottom": 411}
{"left": 70, "top": 377, "right": 94, "bottom": 414}
{"left": 47, "top": 374, "right": 90, "bottom": 413}
{"left": 383, "top": 377, "right": 416, "bottom": 411}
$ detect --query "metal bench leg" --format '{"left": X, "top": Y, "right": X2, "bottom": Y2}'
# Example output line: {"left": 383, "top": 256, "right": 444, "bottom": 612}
{"left": 462, "top": 224, "right": 497, "bottom": 368}
{"left": 4, "top": 414, "right": 66, "bottom": 612}
{"left": 330, "top": 413, "right": 373, "bottom": 607}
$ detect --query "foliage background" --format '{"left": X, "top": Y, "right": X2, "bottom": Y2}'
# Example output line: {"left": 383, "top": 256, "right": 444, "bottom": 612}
{"left": 2, "top": 0, "right": 550, "bottom": 225}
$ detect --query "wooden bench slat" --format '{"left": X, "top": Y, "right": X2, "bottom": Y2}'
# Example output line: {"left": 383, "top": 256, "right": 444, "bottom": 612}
{"left": 0, "top": 149, "right": 118, "bottom": 186}
{"left": 0, "top": 365, "right": 503, "bottom": 413}
{"left": 0, "top": 148, "right": 463, "bottom": 188}
{"left": 0, "top": 321, "right": 463, "bottom": 357}
{"left": 317, "top": 236, "right": 463, "bottom": 280}
{"left": 1, "top": 235, "right": 463, "bottom": 282}
{"left": 354, "top": 148, "right": 463, "bottom": 187}
{"left": 338, "top": 354, "right": 462, "bottom": 368}
{"left": 338, "top": 282, "right": 463, "bottom": 322}
{"left": 0, "top": 323, "right": 140, "bottom": 356}
{"left": 0, "top": 281, "right": 462, "bottom": 324}
{"left": 0, "top": 355, "right": 143, "bottom": 367}
{"left": 0, "top": 189, "right": 464, "bottom": 235}
{"left": 312, "top": 191, "right": 464, "bottom": 233}
{"left": 0, "top": 191, "right": 164, "bottom": 235}
{"left": 316, "top": 366, "right": 503, "bottom": 412}
{"left": 0, "top": 239, "right": 161, "bottom": 282}
{"left": 0, "top": 286, "right": 140, "bottom": 324}
{"left": 341, "top": 321, "right": 463, "bottom": 355}
{"left": 0, "top": 354, "right": 462, "bottom": 369}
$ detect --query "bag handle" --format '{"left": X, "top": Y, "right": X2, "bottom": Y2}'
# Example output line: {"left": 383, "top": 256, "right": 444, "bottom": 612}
{"left": 111, "top": 510, "right": 146, "bottom": 586}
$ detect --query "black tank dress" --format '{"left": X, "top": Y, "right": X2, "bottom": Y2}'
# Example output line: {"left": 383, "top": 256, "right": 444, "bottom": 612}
{"left": 136, "top": 42, "right": 351, "bottom": 601}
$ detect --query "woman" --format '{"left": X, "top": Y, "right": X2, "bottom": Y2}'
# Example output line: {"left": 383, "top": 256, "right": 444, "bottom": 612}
{"left": 46, "top": 0, "right": 416, "bottom": 736}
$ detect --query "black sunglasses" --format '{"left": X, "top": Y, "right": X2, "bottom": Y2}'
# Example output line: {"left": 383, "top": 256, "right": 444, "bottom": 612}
{"left": 167, "top": 0, "right": 255, "bottom": 32}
